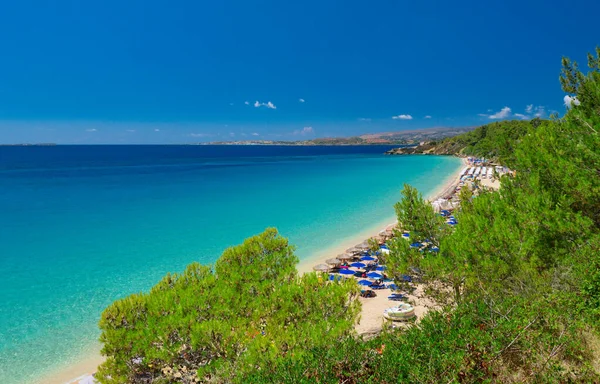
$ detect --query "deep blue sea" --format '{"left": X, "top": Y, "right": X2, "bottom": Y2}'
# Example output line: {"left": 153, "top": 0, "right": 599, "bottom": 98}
{"left": 0, "top": 145, "right": 461, "bottom": 383}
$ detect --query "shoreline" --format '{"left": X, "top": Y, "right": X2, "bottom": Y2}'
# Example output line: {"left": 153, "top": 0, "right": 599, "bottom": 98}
{"left": 41, "top": 156, "right": 466, "bottom": 384}
{"left": 298, "top": 156, "right": 466, "bottom": 273}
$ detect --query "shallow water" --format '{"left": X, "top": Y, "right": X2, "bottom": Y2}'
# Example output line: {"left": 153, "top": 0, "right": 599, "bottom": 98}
{"left": 0, "top": 145, "right": 461, "bottom": 383}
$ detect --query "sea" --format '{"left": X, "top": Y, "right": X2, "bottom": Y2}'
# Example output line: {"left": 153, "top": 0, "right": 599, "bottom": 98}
{"left": 0, "top": 145, "right": 461, "bottom": 383}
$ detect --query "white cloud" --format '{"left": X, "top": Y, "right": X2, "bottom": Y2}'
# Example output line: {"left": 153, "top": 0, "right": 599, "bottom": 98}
{"left": 85, "top": 128, "right": 97, "bottom": 132}
{"left": 190, "top": 133, "right": 211, "bottom": 138}
{"left": 244, "top": 101, "right": 250, "bottom": 105}
{"left": 154, "top": 129, "right": 160, "bottom": 132}
{"left": 126, "top": 129, "right": 136, "bottom": 132}
{"left": 251, "top": 132, "right": 259, "bottom": 136}
{"left": 480, "top": 105, "right": 546, "bottom": 120}
{"left": 533, "top": 106, "right": 545, "bottom": 117}
{"left": 293, "top": 126, "right": 314, "bottom": 135}
{"left": 299, "top": 98, "right": 305, "bottom": 103}
{"left": 254, "top": 100, "right": 277, "bottom": 109}
{"left": 489, "top": 107, "right": 512, "bottom": 119}
{"left": 358, "top": 118, "right": 372, "bottom": 122}
{"left": 424, "top": 115, "right": 432, "bottom": 119}
{"left": 392, "top": 114, "right": 413, "bottom": 120}
{"left": 564, "top": 95, "right": 580, "bottom": 108}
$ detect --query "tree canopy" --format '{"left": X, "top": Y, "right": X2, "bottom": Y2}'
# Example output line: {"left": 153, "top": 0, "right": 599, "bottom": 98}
{"left": 96, "top": 228, "right": 360, "bottom": 383}
{"left": 98, "top": 48, "right": 600, "bottom": 383}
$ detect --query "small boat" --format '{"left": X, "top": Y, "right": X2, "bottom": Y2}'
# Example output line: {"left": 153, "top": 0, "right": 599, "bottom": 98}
{"left": 383, "top": 303, "right": 416, "bottom": 321}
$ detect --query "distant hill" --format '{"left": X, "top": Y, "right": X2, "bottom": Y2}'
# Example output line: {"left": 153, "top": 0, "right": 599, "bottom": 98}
{"left": 201, "top": 126, "right": 476, "bottom": 146}
{"left": 386, "top": 118, "right": 545, "bottom": 165}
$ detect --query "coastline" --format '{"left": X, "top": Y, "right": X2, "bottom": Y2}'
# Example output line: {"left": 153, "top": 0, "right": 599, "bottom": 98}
{"left": 297, "top": 156, "right": 466, "bottom": 274}
{"left": 42, "top": 156, "right": 466, "bottom": 384}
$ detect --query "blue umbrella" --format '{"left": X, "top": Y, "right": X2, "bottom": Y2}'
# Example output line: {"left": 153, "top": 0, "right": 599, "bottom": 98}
{"left": 376, "top": 265, "right": 386, "bottom": 271}
{"left": 401, "top": 275, "right": 413, "bottom": 282}
{"left": 410, "top": 242, "right": 422, "bottom": 248}
{"left": 387, "top": 283, "right": 399, "bottom": 291}
{"left": 402, "top": 233, "right": 410, "bottom": 238}
{"left": 350, "top": 262, "right": 366, "bottom": 268}
{"left": 328, "top": 274, "right": 342, "bottom": 281}
{"left": 367, "top": 272, "right": 383, "bottom": 279}
{"left": 361, "top": 256, "right": 376, "bottom": 261}
{"left": 357, "top": 279, "right": 373, "bottom": 286}
{"left": 338, "top": 269, "right": 356, "bottom": 275}
{"left": 380, "top": 245, "right": 389, "bottom": 250}
{"left": 430, "top": 247, "right": 440, "bottom": 252}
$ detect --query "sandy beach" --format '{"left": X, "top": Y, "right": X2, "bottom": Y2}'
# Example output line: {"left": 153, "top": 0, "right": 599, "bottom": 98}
{"left": 297, "top": 157, "right": 466, "bottom": 337}
{"left": 297, "top": 156, "right": 467, "bottom": 274}
{"left": 42, "top": 157, "right": 466, "bottom": 384}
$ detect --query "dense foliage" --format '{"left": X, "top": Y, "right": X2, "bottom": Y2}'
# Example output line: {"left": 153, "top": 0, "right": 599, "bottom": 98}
{"left": 438, "top": 118, "right": 543, "bottom": 166}
{"left": 246, "top": 48, "right": 600, "bottom": 382}
{"left": 99, "top": 49, "right": 600, "bottom": 383}
{"left": 96, "top": 229, "right": 360, "bottom": 383}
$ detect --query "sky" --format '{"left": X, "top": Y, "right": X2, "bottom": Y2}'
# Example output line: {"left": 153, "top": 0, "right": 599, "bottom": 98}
{"left": 0, "top": 0, "right": 599, "bottom": 144}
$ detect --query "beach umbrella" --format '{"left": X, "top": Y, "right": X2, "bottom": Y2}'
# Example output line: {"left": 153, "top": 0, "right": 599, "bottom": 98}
{"left": 401, "top": 275, "right": 413, "bottom": 282}
{"left": 361, "top": 255, "right": 376, "bottom": 261}
{"left": 328, "top": 274, "right": 343, "bottom": 282}
{"left": 336, "top": 253, "right": 353, "bottom": 261}
{"left": 356, "top": 241, "right": 370, "bottom": 250}
{"left": 313, "top": 264, "right": 330, "bottom": 272}
{"left": 326, "top": 258, "right": 341, "bottom": 265}
{"left": 357, "top": 279, "right": 373, "bottom": 286}
{"left": 376, "top": 265, "right": 386, "bottom": 271}
{"left": 367, "top": 272, "right": 383, "bottom": 279}
{"left": 350, "top": 262, "right": 367, "bottom": 268}
{"left": 402, "top": 233, "right": 410, "bottom": 238}
{"left": 338, "top": 269, "right": 356, "bottom": 275}
{"left": 410, "top": 242, "right": 422, "bottom": 248}
{"left": 345, "top": 247, "right": 360, "bottom": 254}
{"left": 388, "top": 283, "right": 399, "bottom": 291}
{"left": 430, "top": 247, "right": 440, "bottom": 253}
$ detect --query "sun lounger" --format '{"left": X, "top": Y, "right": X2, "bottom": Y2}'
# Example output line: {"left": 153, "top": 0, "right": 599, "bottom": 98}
{"left": 388, "top": 293, "right": 406, "bottom": 301}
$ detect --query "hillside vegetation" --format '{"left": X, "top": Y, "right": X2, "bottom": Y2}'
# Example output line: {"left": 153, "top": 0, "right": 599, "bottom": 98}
{"left": 387, "top": 118, "right": 545, "bottom": 166}
{"left": 97, "top": 48, "right": 600, "bottom": 383}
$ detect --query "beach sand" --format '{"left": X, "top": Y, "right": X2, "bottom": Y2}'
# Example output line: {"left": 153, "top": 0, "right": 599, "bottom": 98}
{"left": 353, "top": 158, "right": 466, "bottom": 336}
{"left": 297, "top": 157, "right": 467, "bottom": 275}
{"left": 355, "top": 284, "right": 439, "bottom": 336}
{"left": 36, "top": 351, "right": 103, "bottom": 384}
{"left": 44, "top": 157, "right": 466, "bottom": 384}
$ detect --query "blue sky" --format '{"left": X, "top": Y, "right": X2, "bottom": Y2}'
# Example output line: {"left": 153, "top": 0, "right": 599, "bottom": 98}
{"left": 0, "top": 0, "right": 599, "bottom": 144}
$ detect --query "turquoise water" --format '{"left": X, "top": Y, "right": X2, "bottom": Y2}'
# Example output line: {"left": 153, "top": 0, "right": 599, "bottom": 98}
{"left": 0, "top": 146, "right": 461, "bottom": 383}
